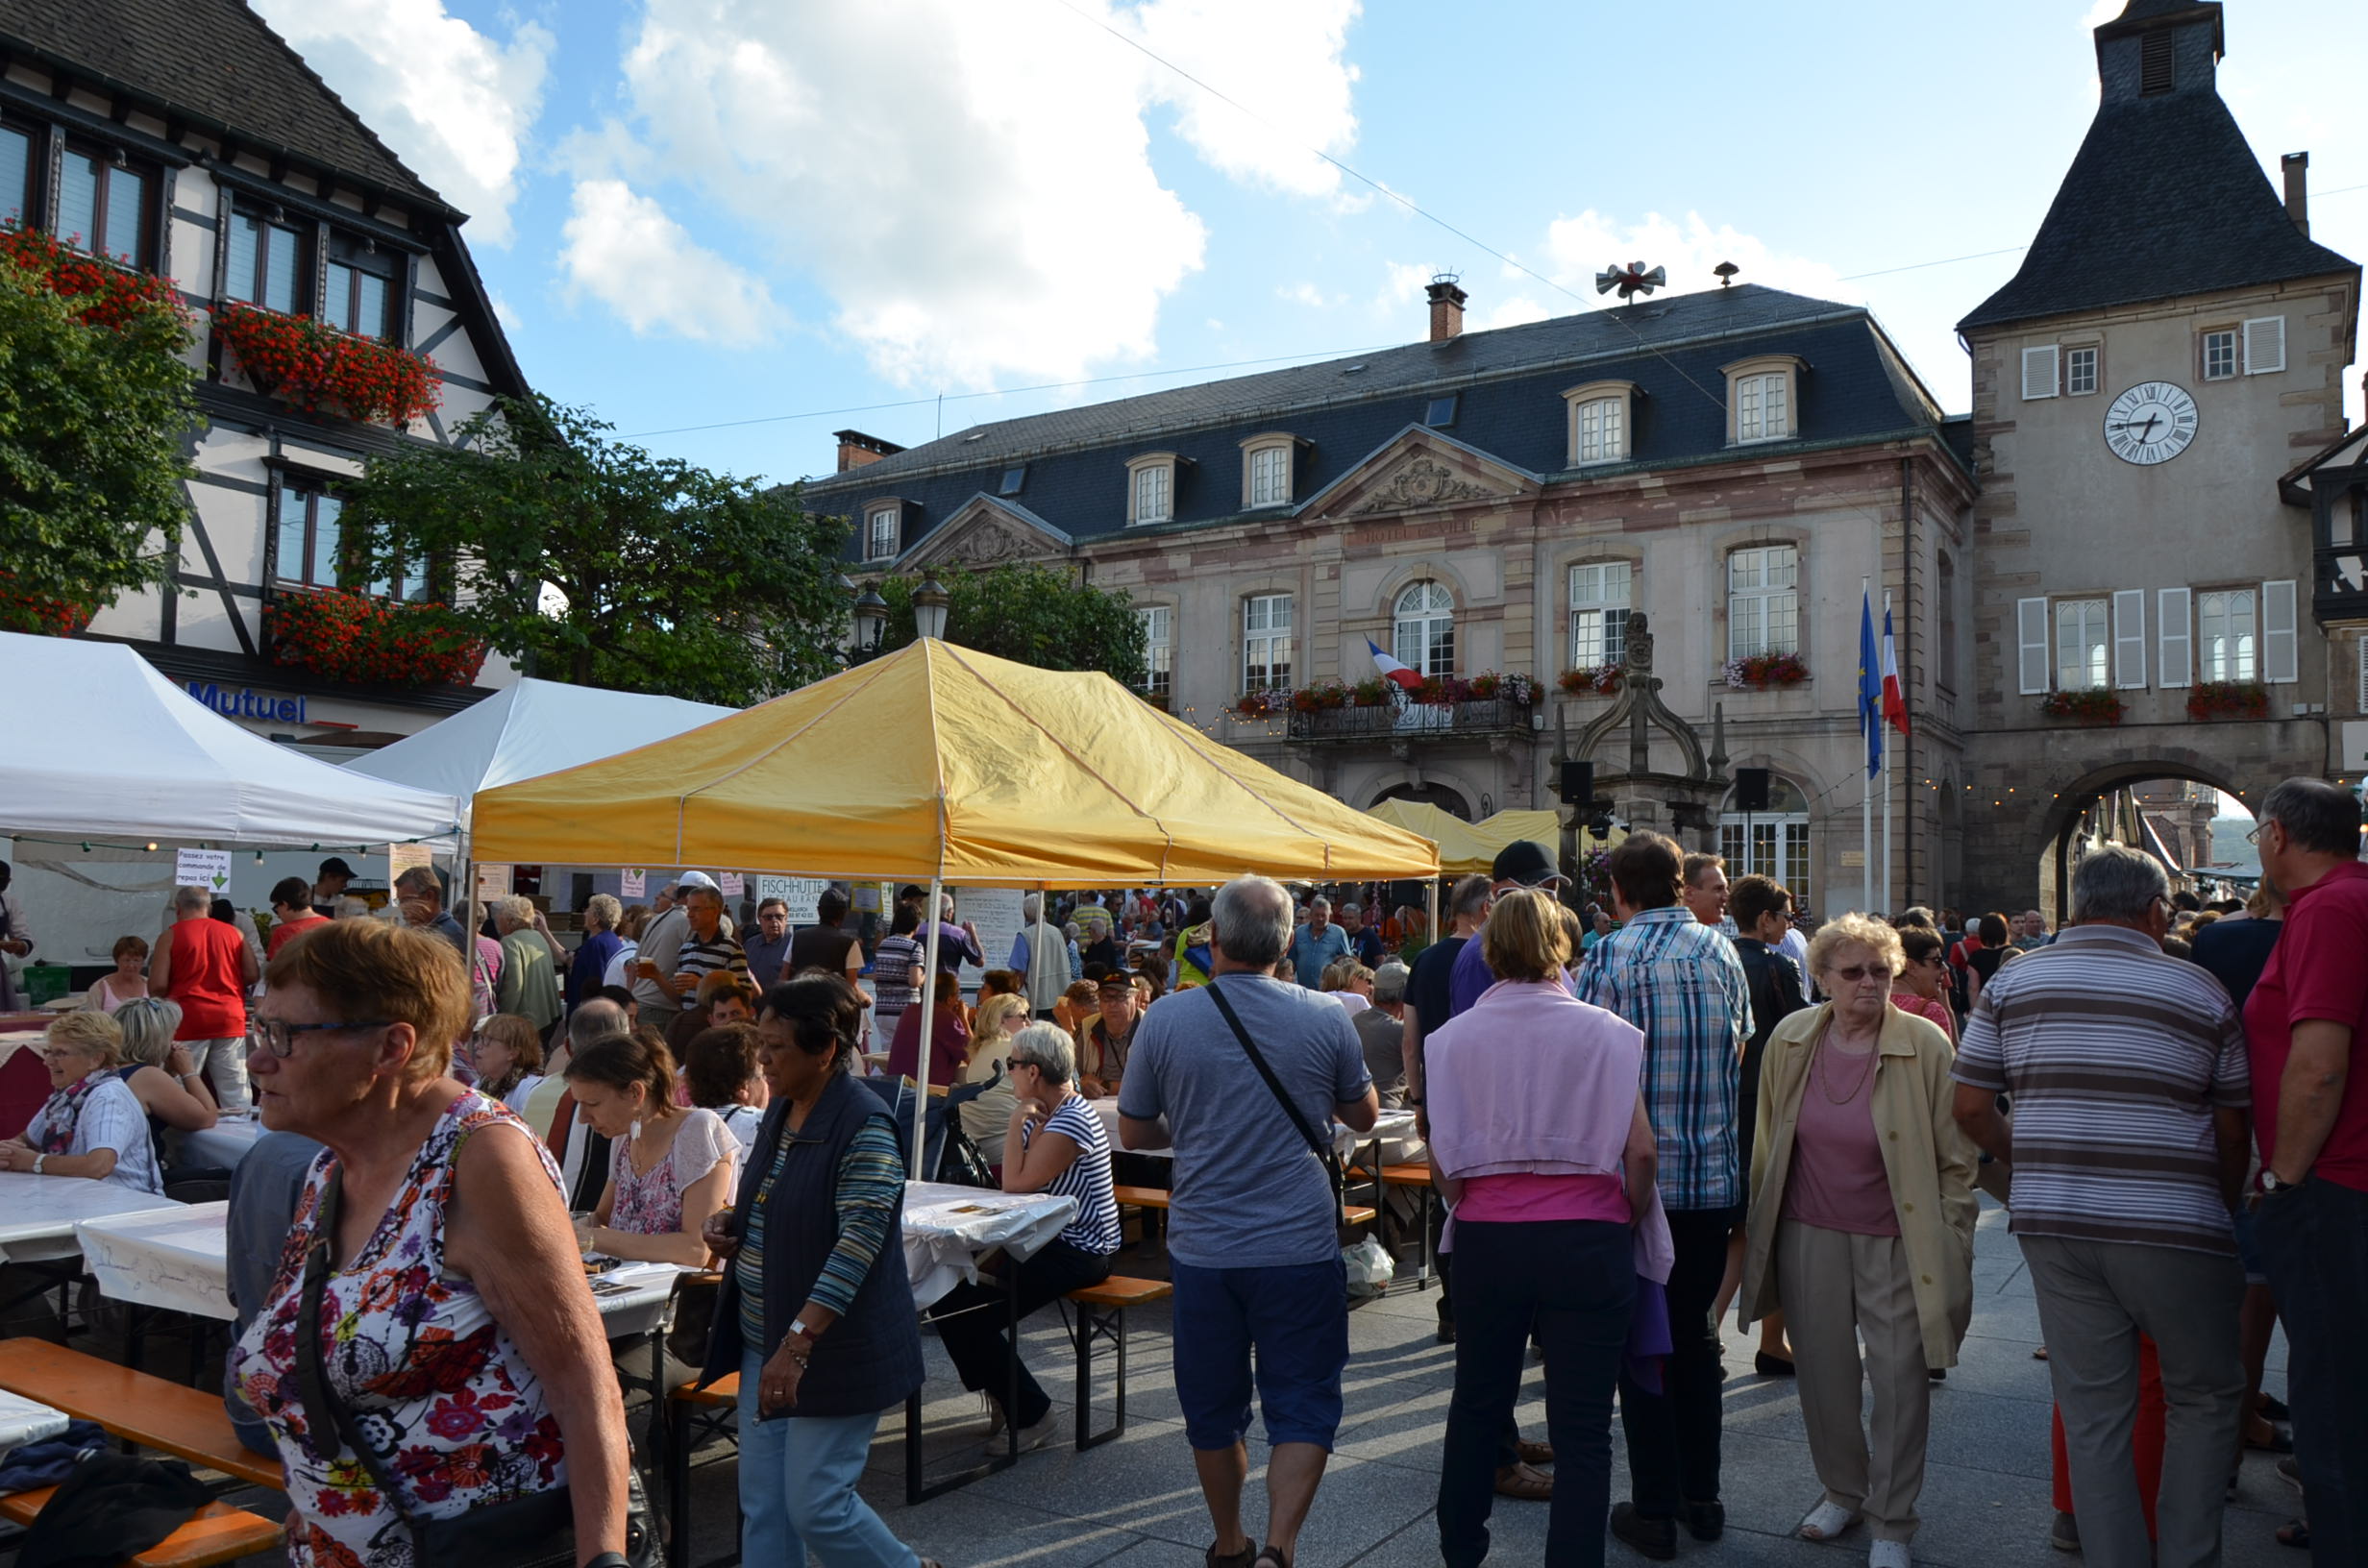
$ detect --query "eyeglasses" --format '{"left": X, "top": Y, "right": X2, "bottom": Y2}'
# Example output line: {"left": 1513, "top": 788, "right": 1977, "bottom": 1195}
{"left": 2245, "top": 821, "right": 2270, "bottom": 847}
{"left": 1827, "top": 965, "right": 1890, "bottom": 983}
{"left": 257, "top": 1017, "right": 391, "bottom": 1058}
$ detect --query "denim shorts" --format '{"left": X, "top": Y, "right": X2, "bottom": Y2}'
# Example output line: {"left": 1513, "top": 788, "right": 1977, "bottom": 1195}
{"left": 1170, "top": 1257, "right": 1348, "bottom": 1451}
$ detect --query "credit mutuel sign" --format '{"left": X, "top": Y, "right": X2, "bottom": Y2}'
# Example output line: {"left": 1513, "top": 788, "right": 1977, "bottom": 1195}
{"left": 185, "top": 681, "right": 307, "bottom": 723}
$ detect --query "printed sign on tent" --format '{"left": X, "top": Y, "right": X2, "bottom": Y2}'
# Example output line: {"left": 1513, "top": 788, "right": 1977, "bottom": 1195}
{"left": 386, "top": 844, "right": 432, "bottom": 882}
{"left": 174, "top": 847, "right": 232, "bottom": 894}
{"left": 955, "top": 888, "right": 1024, "bottom": 975}
{"left": 475, "top": 863, "right": 513, "bottom": 901}
{"left": 621, "top": 869, "right": 647, "bottom": 898}
{"left": 719, "top": 871, "right": 746, "bottom": 897}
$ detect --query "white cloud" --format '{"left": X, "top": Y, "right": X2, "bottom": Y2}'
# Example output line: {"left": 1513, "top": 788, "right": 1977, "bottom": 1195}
{"left": 1538, "top": 210, "right": 1847, "bottom": 304}
{"left": 250, "top": 0, "right": 551, "bottom": 245}
{"left": 588, "top": 0, "right": 1358, "bottom": 388}
{"left": 1479, "top": 295, "right": 1549, "bottom": 331}
{"left": 1131, "top": 0, "right": 1361, "bottom": 200}
{"left": 557, "top": 180, "right": 784, "bottom": 345}
{"left": 1380, "top": 260, "right": 1440, "bottom": 308}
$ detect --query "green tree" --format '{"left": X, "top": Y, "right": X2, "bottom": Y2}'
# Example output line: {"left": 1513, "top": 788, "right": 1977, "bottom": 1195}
{"left": 0, "top": 232, "right": 200, "bottom": 631}
{"left": 340, "top": 395, "right": 851, "bottom": 705}
{"left": 873, "top": 563, "right": 1147, "bottom": 687}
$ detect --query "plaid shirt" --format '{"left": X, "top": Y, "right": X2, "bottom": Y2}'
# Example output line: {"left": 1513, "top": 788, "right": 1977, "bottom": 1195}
{"left": 1575, "top": 905, "right": 1753, "bottom": 1210}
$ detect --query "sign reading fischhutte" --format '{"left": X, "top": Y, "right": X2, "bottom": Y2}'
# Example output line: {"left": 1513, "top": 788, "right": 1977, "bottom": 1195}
{"left": 185, "top": 681, "right": 306, "bottom": 723}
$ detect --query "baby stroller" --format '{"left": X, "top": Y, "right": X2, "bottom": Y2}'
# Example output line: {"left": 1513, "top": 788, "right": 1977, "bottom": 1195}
{"left": 858, "top": 1067, "right": 1001, "bottom": 1188}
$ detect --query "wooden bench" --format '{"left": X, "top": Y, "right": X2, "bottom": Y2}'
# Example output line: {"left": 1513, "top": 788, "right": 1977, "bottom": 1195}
{"left": 663, "top": 1373, "right": 739, "bottom": 1568}
{"left": 1113, "top": 1186, "right": 1376, "bottom": 1232}
{"left": 1064, "top": 1276, "right": 1171, "bottom": 1452}
{"left": 0, "top": 1340, "right": 284, "bottom": 1492}
{"left": 0, "top": 1485, "right": 281, "bottom": 1566}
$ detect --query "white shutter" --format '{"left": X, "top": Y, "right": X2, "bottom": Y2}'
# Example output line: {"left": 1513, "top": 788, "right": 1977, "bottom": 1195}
{"left": 2158, "top": 587, "right": 2193, "bottom": 688}
{"left": 2262, "top": 578, "right": 2299, "bottom": 684}
{"left": 2021, "top": 346, "right": 2060, "bottom": 401}
{"left": 2244, "top": 316, "right": 2287, "bottom": 375}
{"left": 2017, "top": 597, "right": 2051, "bottom": 694}
{"left": 2113, "top": 589, "right": 2147, "bottom": 688}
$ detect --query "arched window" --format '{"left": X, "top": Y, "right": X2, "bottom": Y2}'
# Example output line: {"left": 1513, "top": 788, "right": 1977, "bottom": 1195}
{"left": 1392, "top": 579, "right": 1456, "bottom": 677}
{"left": 1719, "top": 773, "right": 1811, "bottom": 907}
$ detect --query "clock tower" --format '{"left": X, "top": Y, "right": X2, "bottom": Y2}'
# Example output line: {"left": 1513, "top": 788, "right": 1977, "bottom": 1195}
{"left": 1954, "top": 0, "right": 2358, "bottom": 914}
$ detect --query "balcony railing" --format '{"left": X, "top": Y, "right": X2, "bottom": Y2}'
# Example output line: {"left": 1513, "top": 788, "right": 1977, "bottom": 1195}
{"left": 1285, "top": 697, "right": 1535, "bottom": 743}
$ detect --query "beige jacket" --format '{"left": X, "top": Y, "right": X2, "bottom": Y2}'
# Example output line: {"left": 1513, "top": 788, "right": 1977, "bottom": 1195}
{"left": 1739, "top": 1002, "right": 1979, "bottom": 1369}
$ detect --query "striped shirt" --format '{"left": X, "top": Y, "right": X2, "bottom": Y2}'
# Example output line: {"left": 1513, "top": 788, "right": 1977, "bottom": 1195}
{"left": 1953, "top": 924, "right": 2248, "bottom": 1255}
{"left": 1573, "top": 905, "right": 1753, "bottom": 1210}
{"left": 674, "top": 929, "right": 750, "bottom": 990}
{"left": 1028, "top": 1098, "right": 1122, "bottom": 1255}
{"left": 735, "top": 1115, "right": 904, "bottom": 1339}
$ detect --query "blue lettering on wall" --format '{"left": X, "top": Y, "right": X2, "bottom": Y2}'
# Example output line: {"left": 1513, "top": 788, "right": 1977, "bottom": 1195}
{"left": 185, "top": 681, "right": 306, "bottom": 725}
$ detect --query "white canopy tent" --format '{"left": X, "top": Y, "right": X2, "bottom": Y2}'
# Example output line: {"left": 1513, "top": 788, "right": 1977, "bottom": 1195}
{"left": 0, "top": 632, "right": 463, "bottom": 847}
{"left": 345, "top": 677, "right": 734, "bottom": 803}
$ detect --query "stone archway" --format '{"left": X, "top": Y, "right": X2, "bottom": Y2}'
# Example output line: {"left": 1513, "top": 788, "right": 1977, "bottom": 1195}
{"left": 1370, "top": 781, "right": 1473, "bottom": 821}
{"left": 1977, "top": 746, "right": 2269, "bottom": 918}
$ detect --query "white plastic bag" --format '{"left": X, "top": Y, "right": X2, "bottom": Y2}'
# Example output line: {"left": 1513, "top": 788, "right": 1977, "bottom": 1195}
{"left": 1342, "top": 1234, "right": 1394, "bottom": 1296}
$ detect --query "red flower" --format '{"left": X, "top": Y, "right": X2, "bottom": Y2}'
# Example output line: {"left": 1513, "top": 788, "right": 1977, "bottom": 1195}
{"left": 210, "top": 301, "right": 441, "bottom": 425}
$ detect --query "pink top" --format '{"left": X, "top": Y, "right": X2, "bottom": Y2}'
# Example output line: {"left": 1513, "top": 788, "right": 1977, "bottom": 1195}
{"left": 1782, "top": 1034, "right": 1900, "bottom": 1236}
{"left": 1458, "top": 1170, "right": 1630, "bottom": 1224}
{"left": 1890, "top": 990, "right": 1955, "bottom": 1043}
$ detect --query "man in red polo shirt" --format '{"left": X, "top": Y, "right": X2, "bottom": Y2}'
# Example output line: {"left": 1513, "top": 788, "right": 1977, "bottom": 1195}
{"left": 2244, "top": 776, "right": 2368, "bottom": 1563}
{"left": 148, "top": 884, "right": 259, "bottom": 1113}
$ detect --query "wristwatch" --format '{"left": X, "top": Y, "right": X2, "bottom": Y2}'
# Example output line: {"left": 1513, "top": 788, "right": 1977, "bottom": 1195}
{"left": 32, "top": 1154, "right": 46, "bottom": 1175}
{"left": 2259, "top": 1168, "right": 2301, "bottom": 1195}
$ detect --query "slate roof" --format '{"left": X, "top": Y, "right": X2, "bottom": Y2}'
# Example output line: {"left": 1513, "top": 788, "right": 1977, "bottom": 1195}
{"left": 1959, "top": 4, "right": 2354, "bottom": 332}
{"left": 805, "top": 284, "right": 1961, "bottom": 563}
{"left": 0, "top": 0, "right": 446, "bottom": 209}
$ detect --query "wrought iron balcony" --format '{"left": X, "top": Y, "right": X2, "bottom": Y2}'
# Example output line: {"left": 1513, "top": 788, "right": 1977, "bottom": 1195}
{"left": 1285, "top": 697, "right": 1537, "bottom": 744}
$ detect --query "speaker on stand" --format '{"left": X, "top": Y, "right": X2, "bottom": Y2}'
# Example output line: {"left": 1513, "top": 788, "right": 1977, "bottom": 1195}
{"left": 1734, "top": 767, "right": 1771, "bottom": 879}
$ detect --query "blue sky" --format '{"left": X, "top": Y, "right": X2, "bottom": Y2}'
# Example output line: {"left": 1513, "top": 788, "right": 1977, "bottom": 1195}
{"left": 260, "top": 0, "right": 2367, "bottom": 490}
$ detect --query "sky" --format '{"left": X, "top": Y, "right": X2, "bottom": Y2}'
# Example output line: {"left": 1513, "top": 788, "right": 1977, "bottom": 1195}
{"left": 253, "top": 0, "right": 2368, "bottom": 491}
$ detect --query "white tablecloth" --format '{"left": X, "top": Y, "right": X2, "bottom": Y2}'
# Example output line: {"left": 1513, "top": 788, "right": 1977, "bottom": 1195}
{"left": 0, "top": 1174, "right": 182, "bottom": 1264}
{"left": 177, "top": 1115, "right": 264, "bottom": 1172}
{"left": 900, "top": 1182, "right": 1075, "bottom": 1311}
{"left": 1086, "top": 1100, "right": 1417, "bottom": 1163}
{"left": 0, "top": 1390, "right": 69, "bottom": 1453}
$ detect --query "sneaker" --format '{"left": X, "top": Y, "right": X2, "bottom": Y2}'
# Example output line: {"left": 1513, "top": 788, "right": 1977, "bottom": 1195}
{"left": 2050, "top": 1512, "right": 2080, "bottom": 1553}
{"left": 1609, "top": 1503, "right": 1677, "bottom": 1561}
{"left": 1014, "top": 1410, "right": 1062, "bottom": 1454}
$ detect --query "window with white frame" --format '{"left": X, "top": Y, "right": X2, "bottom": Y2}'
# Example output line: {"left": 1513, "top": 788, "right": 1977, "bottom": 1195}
{"left": 1393, "top": 579, "right": 1456, "bottom": 678}
{"left": 865, "top": 506, "right": 898, "bottom": 561}
{"left": 2203, "top": 330, "right": 2238, "bottom": 381}
{"left": 1129, "top": 457, "right": 1174, "bottom": 525}
{"left": 1734, "top": 372, "right": 1790, "bottom": 442}
{"left": 1569, "top": 561, "right": 1631, "bottom": 670}
{"left": 2055, "top": 598, "right": 2109, "bottom": 689}
{"left": 2198, "top": 588, "right": 2257, "bottom": 681}
{"left": 2066, "top": 345, "right": 2099, "bottom": 397}
{"left": 1726, "top": 545, "right": 1799, "bottom": 658}
{"left": 1242, "top": 593, "right": 1293, "bottom": 691}
{"left": 1245, "top": 441, "right": 1292, "bottom": 507}
{"left": 1720, "top": 774, "right": 1810, "bottom": 904}
{"left": 1137, "top": 604, "right": 1172, "bottom": 698}
{"left": 1575, "top": 397, "right": 1624, "bottom": 463}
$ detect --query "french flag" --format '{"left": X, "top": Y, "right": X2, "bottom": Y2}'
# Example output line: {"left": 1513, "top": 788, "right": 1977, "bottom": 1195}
{"left": 1881, "top": 607, "right": 1911, "bottom": 737}
{"left": 1367, "top": 638, "right": 1424, "bottom": 692}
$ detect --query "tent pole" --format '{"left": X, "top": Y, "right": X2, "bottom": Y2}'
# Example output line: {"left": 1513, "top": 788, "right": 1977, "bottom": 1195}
{"left": 1034, "top": 890, "right": 1051, "bottom": 1019}
{"left": 912, "top": 877, "right": 945, "bottom": 1179}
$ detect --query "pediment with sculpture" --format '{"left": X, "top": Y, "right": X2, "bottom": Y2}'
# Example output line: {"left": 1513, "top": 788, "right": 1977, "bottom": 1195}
{"left": 895, "top": 498, "right": 1073, "bottom": 570}
{"left": 1305, "top": 429, "right": 1537, "bottom": 521}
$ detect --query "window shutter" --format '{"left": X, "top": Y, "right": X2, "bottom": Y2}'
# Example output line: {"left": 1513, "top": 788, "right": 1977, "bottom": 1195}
{"left": 2113, "top": 589, "right": 2146, "bottom": 688}
{"left": 2158, "top": 588, "right": 2192, "bottom": 688}
{"left": 2021, "top": 346, "right": 2059, "bottom": 401}
{"left": 2244, "top": 316, "right": 2287, "bottom": 375}
{"left": 2262, "top": 578, "right": 2299, "bottom": 684}
{"left": 2016, "top": 597, "right": 2050, "bottom": 694}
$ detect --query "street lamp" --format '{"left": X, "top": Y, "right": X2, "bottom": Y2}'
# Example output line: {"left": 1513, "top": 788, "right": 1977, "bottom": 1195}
{"left": 837, "top": 573, "right": 889, "bottom": 664}
{"left": 914, "top": 577, "right": 950, "bottom": 642}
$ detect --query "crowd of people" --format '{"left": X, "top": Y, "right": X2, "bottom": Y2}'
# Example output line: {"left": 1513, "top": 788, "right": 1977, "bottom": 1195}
{"left": 1, "top": 772, "right": 2359, "bottom": 1568}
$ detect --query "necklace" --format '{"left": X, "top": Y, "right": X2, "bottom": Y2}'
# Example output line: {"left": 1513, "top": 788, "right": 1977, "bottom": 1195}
{"left": 1813, "top": 1024, "right": 1879, "bottom": 1105}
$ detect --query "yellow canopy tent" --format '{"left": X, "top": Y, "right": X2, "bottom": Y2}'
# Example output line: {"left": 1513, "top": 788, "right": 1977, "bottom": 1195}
{"left": 1364, "top": 800, "right": 1593, "bottom": 876}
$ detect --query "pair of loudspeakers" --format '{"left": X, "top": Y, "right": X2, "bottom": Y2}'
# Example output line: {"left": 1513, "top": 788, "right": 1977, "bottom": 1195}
{"left": 1562, "top": 761, "right": 1771, "bottom": 811}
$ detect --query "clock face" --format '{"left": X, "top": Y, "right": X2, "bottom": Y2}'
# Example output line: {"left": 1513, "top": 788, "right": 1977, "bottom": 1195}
{"left": 2103, "top": 380, "right": 2198, "bottom": 465}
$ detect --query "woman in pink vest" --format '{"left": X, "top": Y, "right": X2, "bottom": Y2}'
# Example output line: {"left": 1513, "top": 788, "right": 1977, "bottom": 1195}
{"left": 1425, "top": 889, "right": 1672, "bottom": 1568}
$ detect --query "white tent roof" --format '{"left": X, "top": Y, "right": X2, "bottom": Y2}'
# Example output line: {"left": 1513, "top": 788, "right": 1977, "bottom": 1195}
{"left": 0, "top": 632, "right": 464, "bottom": 847}
{"left": 346, "top": 677, "right": 734, "bottom": 803}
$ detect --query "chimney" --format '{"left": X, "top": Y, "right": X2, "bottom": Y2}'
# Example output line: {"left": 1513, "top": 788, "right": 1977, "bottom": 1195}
{"left": 1425, "top": 274, "right": 1468, "bottom": 344}
{"left": 833, "top": 429, "right": 905, "bottom": 474}
{"left": 2282, "top": 151, "right": 2310, "bottom": 237}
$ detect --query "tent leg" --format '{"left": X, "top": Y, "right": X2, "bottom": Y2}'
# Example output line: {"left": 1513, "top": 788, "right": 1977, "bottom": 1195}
{"left": 1035, "top": 894, "right": 1051, "bottom": 1018}
{"left": 913, "top": 878, "right": 945, "bottom": 1179}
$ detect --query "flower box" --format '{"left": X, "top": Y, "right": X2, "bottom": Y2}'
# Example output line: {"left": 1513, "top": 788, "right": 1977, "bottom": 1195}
{"left": 210, "top": 302, "right": 441, "bottom": 426}
{"left": 1233, "top": 689, "right": 1283, "bottom": 719}
{"left": 1559, "top": 665, "right": 1622, "bottom": 696}
{"left": 2040, "top": 688, "right": 2125, "bottom": 726}
{"left": 266, "top": 589, "right": 485, "bottom": 688}
{"left": 1350, "top": 676, "right": 1392, "bottom": 708}
{"left": 1722, "top": 651, "right": 1810, "bottom": 691}
{"left": 2185, "top": 680, "right": 2269, "bottom": 722}
{"left": 0, "top": 223, "right": 191, "bottom": 333}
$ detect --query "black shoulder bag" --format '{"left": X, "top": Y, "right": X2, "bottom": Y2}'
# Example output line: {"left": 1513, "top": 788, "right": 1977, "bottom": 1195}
{"left": 292, "top": 1169, "right": 657, "bottom": 1568}
{"left": 1204, "top": 981, "right": 1348, "bottom": 1225}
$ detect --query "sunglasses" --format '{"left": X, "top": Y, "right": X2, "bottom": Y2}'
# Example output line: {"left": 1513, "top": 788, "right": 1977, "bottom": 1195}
{"left": 1827, "top": 964, "right": 1891, "bottom": 983}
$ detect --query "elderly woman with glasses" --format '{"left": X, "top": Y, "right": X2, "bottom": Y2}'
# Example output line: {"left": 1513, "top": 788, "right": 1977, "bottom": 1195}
{"left": 228, "top": 919, "right": 635, "bottom": 1566}
{"left": 0, "top": 1012, "right": 164, "bottom": 1191}
{"left": 1888, "top": 928, "right": 1957, "bottom": 1044}
{"left": 1739, "top": 914, "right": 1977, "bottom": 1568}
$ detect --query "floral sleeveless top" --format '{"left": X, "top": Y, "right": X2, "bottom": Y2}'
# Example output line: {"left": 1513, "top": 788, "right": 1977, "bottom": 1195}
{"left": 232, "top": 1091, "right": 569, "bottom": 1567}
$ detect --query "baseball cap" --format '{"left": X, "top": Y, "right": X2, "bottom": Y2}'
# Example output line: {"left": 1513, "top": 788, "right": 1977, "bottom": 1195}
{"left": 1491, "top": 840, "right": 1566, "bottom": 889}
{"left": 317, "top": 856, "right": 356, "bottom": 878}
{"left": 1096, "top": 972, "right": 1135, "bottom": 994}
{"left": 672, "top": 870, "right": 720, "bottom": 894}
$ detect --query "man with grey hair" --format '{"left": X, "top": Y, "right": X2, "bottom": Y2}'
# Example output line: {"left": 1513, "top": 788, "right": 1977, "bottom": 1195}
{"left": 1121, "top": 874, "right": 1377, "bottom": 1568}
{"left": 491, "top": 894, "right": 562, "bottom": 1037}
{"left": 1287, "top": 894, "right": 1350, "bottom": 989}
{"left": 1954, "top": 845, "right": 2250, "bottom": 1566}
{"left": 1008, "top": 893, "right": 1073, "bottom": 1018}
{"left": 2243, "top": 775, "right": 2368, "bottom": 1560}
{"left": 392, "top": 865, "right": 467, "bottom": 960}
{"left": 1356, "top": 961, "right": 1413, "bottom": 1107}
{"left": 150, "top": 883, "right": 259, "bottom": 1113}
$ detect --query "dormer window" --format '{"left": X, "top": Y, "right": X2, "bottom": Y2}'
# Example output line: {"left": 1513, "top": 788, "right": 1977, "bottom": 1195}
{"left": 1724, "top": 355, "right": 1802, "bottom": 445}
{"left": 865, "top": 503, "right": 900, "bottom": 561}
{"left": 1563, "top": 380, "right": 1638, "bottom": 466}
{"left": 1126, "top": 453, "right": 1179, "bottom": 526}
{"left": 1240, "top": 434, "right": 1300, "bottom": 509}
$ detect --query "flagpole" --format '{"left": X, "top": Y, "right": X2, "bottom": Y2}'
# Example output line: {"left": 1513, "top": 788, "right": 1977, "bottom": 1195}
{"left": 1861, "top": 578, "right": 1874, "bottom": 917}
{"left": 1883, "top": 591, "right": 1894, "bottom": 916}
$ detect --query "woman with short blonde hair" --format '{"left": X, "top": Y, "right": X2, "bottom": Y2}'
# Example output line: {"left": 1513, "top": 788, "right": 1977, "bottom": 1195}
{"left": 0, "top": 1011, "right": 163, "bottom": 1189}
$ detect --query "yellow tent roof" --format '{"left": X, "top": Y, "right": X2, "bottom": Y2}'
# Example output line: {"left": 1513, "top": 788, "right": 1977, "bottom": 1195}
{"left": 468, "top": 640, "right": 1440, "bottom": 888}
{"left": 1364, "top": 801, "right": 1607, "bottom": 875}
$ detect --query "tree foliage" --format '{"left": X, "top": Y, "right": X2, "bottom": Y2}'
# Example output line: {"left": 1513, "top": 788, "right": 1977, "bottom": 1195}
{"left": 873, "top": 563, "right": 1147, "bottom": 688}
{"left": 0, "top": 235, "right": 200, "bottom": 628}
{"left": 339, "top": 395, "right": 851, "bottom": 705}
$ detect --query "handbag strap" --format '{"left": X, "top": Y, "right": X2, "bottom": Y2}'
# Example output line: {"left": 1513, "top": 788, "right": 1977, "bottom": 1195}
{"left": 292, "top": 1169, "right": 430, "bottom": 1537}
{"left": 1204, "top": 980, "right": 1345, "bottom": 1213}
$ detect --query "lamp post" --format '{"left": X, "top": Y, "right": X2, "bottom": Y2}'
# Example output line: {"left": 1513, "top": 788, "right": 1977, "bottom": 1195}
{"left": 838, "top": 573, "right": 889, "bottom": 664}
{"left": 914, "top": 577, "right": 950, "bottom": 642}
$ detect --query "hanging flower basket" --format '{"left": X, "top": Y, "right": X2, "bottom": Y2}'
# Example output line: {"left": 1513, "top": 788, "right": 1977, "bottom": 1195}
{"left": 1289, "top": 679, "right": 1351, "bottom": 713}
{"left": 1559, "top": 664, "right": 1622, "bottom": 696}
{"left": 2040, "top": 688, "right": 2125, "bottom": 726}
{"left": 266, "top": 588, "right": 485, "bottom": 688}
{"left": 1350, "top": 675, "right": 1392, "bottom": 707}
{"left": 1722, "top": 651, "right": 1810, "bottom": 690}
{"left": 2185, "top": 680, "right": 2269, "bottom": 722}
{"left": 210, "top": 302, "right": 441, "bottom": 425}
{"left": 0, "top": 223, "right": 192, "bottom": 332}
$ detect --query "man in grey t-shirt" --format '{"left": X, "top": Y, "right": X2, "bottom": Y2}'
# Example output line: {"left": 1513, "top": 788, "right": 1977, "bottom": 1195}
{"left": 1120, "top": 875, "right": 1376, "bottom": 1568}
